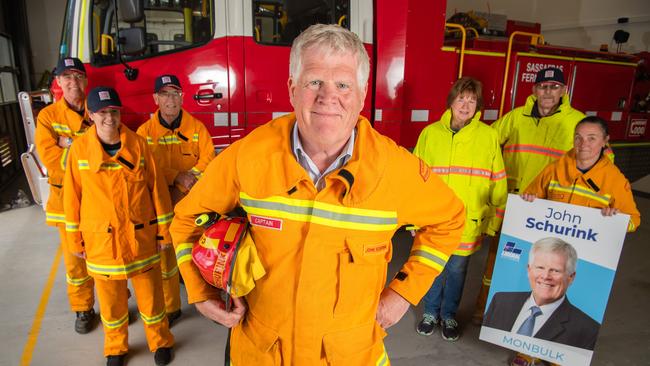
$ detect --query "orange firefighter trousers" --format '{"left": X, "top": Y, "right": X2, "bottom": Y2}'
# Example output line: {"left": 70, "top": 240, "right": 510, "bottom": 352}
{"left": 57, "top": 226, "right": 94, "bottom": 311}
{"left": 94, "top": 265, "right": 174, "bottom": 356}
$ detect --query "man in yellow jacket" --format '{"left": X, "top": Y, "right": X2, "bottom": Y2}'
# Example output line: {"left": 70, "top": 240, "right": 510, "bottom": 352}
{"left": 34, "top": 57, "right": 95, "bottom": 334}
{"left": 64, "top": 87, "right": 174, "bottom": 366}
{"left": 413, "top": 77, "right": 507, "bottom": 342}
{"left": 171, "top": 24, "right": 466, "bottom": 365}
{"left": 492, "top": 67, "right": 585, "bottom": 194}
{"left": 137, "top": 74, "right": 215, "bottom": 325}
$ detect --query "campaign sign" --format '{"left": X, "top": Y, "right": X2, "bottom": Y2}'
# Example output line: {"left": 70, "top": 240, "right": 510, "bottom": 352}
{"left": 479, "top": 194, "right": 630, "bottom": 365}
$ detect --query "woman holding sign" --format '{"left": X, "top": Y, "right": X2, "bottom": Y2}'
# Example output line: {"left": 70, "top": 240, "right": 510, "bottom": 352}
{"left": 516, "top": 115, "right": 640, "bottom": 366}
{"left": 413, "top": 77, "right": 508, "bottom": 342}
{"left": 523, "top": 116, "right": 640, "bottom": 232}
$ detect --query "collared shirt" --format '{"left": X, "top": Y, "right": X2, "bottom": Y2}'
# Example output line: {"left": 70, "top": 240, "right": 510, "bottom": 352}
{"left": 291, "top": 123, "right": 355, "bottom": 191}
{"left": 510, "top": 294, "right": 565, "bottom": 336}
{"left": 158, "top": 110, "right": 182, "bottom": 131}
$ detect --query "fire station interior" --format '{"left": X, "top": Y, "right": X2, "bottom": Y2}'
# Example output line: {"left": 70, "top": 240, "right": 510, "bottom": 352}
{"left": 1, "top": 0, "right": 649, "bottom": 365}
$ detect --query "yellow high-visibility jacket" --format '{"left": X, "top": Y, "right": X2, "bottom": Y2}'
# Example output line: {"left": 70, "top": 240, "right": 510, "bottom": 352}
{"left": 492, "top": 94, "right": 585, "bottom": 193}
{"left": 35, "top": 98, "right": 90, "bottom": 226}
{"left": 414, "top": 110, "right": 507, "bottom": 255}
{"left": 63, "top": 125, "right": 174, "bottom": 279}
{"left": 524, "top": 149, "right": 640, "bottom": 232}
{"left": 136, "top": 109, "right": 215, "bottom": 187}
{"left": 171, "top": 114, "right": 466, "bottom": 366}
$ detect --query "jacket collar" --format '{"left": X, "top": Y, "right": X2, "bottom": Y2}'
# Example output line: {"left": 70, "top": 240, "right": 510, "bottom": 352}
{"left": 248, "top": 114, "right": 384, "bottom": 204}
{"left": 523, "top": 94, "right": 571, "bottom": 118}
{"left": 151, "top": 108, "right": 193, "bottom": 137}
{"left": 439, "top": 108, "right": 482, "bottom": 134}
{"left": 59, "top": 98, "right": 89, "bottom": 133}
{"left": 559, "top": 148, "right": 611, "bottom": 182}
{"left": 87, "top": 125, "right": 140, "bottom": 173}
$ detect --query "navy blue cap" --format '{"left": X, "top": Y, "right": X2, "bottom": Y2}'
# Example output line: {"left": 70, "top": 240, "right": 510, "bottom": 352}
{"left": 154, "top": 74, "right": 182, "bottom": 92}
{"left": 87, "top": 87, "right": 122, "bottom": 113}
{"left": 535, "top": 67, "right": 565, "bottom": 85}
{"left": 55, "top": 57, "right": 86, "bottom": 76}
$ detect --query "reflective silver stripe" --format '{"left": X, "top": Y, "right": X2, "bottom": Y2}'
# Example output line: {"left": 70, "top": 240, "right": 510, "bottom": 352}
{"left": 240, "top": 198, "right": 396, "bottom": 226}
{"left": 140, "top": 310, "right": 166, "bottom": 325}
{"left": 503, "top": 144, "right": 564, "bottom": 158}
{"left": 101, "top": 313, "right": 128, "bottom": 329}
{"left": 431, "top": 166, "right": 493, "bottom": 179}
{"left": 411, "top": 249, "right": 447, "bottom": 267}
{"left": 86, "top": 254, "right": 161, "bottom": 276}
{"left": 548, "top": 181, "right": 610, "bottom": 205}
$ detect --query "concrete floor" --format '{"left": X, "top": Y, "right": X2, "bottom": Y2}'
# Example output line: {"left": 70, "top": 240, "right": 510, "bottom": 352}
{"left": 1, "top": 194, "right": 649, "bottom": 366}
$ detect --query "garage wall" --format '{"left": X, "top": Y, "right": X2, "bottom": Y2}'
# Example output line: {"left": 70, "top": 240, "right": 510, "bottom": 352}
{"left": 26, "top": 0, "right": 66, "bottom": 88}
{"left": 447, "top": 0, "right": 650, "bottom": 53}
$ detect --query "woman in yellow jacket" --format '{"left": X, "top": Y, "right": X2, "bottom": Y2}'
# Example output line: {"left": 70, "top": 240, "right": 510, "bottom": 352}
{"left": 515, "top": 115, "right": 640, "bottom": 366}
{"left": 523, "top": 116, "right": 640, "bottom": 231}
{"left": 413, "top": 77, "right": 507, "bottom": 341}
{"left": 64, "top": 87, "right": 174, "bottom": 366}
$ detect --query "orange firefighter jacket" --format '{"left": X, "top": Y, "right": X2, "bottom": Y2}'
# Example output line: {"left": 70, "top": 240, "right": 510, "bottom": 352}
{"left": 136, "top": 109, "right": 215, "bottom": 186}
{"left": 63, "top": 125, "right": 174, "bottom": 279}
{"left": 413, "top": 110, "right": 507, "bottom": 255}
{"left": 524, "top": 149, "right": 640, "bottom": 232}
{"left": 492, "top": 94, "right": 585, "bottom": 194}
{"left": 171, "top": 114, "right": 466, "bottom": 365}
{"left": 35, "top": 98, "right": 90, "bottom": 226}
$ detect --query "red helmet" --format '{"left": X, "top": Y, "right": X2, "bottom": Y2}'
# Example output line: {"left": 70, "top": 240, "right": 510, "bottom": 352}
{"left": 191, "top": 215, "right": 249, "bottom": 291}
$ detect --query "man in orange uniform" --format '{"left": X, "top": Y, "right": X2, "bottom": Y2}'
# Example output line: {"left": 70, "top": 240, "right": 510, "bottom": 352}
{"left": 137, "top": 74, "right": 215, "bottom": 325}
{"left": 64, "top": 87, "right": 174, "bottom": 366}
{"left": 171, "top": 24, "right": 466, "bottom": 365}
{"left": 34, "top": 57, "right": 95, "bottom": 334}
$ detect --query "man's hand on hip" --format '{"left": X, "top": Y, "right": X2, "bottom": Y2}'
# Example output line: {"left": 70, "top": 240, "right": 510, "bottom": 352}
{"left": 195, "top": 297, "right": 247, "bottom": 328}
{"left": 376, "top": 287, "right": 410, "bottom": 329}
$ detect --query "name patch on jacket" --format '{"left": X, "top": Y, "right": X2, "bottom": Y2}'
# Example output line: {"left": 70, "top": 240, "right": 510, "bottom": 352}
{"left": 364, "top": 242, "right": 388, "bottom": 255}
{"left": 250, "top": 215, "right": 283, "bottom": 230}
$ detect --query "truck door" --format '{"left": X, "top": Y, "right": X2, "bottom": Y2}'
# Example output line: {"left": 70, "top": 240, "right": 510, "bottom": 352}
{"left": 66, "top": 0, "right": 234, "bottom": 148}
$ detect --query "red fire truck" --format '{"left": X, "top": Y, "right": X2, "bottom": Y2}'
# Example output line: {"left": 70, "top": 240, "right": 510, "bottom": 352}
{"left": 20, "top": 0, "right": 650, "bottom": 205}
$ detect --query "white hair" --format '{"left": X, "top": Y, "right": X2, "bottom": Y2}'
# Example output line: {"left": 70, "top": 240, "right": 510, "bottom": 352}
{"left": 529, "top": 237, "right": 577, "bottom": 275}
{"left": 289, "top": 24, "right": 370, "bottom": 88}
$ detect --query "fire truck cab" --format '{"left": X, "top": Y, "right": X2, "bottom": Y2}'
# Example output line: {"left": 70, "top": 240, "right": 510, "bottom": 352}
{"left": 20, "top": 0, "right": 650, "bottom": 206}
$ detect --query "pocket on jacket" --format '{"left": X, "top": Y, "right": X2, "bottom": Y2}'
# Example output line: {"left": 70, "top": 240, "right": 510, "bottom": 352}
{"left": 180, "top": 143, "right": 198, "bottom": 168}
{"left": 231, "top": 312, "right": 281, "bottom": 366}
{"left": 334, "top": 238, "right": 389, "bottom": 317}
{"left": 323, "top": 321, "right": 387, "bottom": 365}
{"left": 124, "top": 170, "right": 153, "bottom": 218}
{"left": 79, "top": 220, "right": 115, "bottom": 259}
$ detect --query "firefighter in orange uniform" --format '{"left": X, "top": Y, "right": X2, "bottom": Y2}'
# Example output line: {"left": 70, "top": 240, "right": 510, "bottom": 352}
{"left": 136, "top": 74, "right": 215, "bottom": 325}
{"left": 64, "top": 87, "right": 174, "bottom": 366}
{"left": 171, "top": 24, "right": 466, "bottom": 365}
{"left": 34, "top": 57, "right": 96, "bottom": 334}
{"left": 523, "top": 116, "right": 640, "bottom": 231}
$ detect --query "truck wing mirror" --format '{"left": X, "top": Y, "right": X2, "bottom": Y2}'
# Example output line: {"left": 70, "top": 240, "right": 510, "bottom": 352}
{"left": 119, "top": 27, "right": 146, "bottom": 55}
{"left": 118, "top": 0, "right": 144, "bottom": 23}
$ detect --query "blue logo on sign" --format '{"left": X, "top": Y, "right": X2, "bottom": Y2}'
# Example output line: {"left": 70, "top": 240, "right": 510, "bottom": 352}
{"left": 501, "top": 242, "right": 522, "bottom": 262}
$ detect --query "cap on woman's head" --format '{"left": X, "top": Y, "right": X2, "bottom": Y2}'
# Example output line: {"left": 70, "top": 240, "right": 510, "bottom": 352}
{"left": 87, "top": 87, "right": 122, "bottom": 113}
